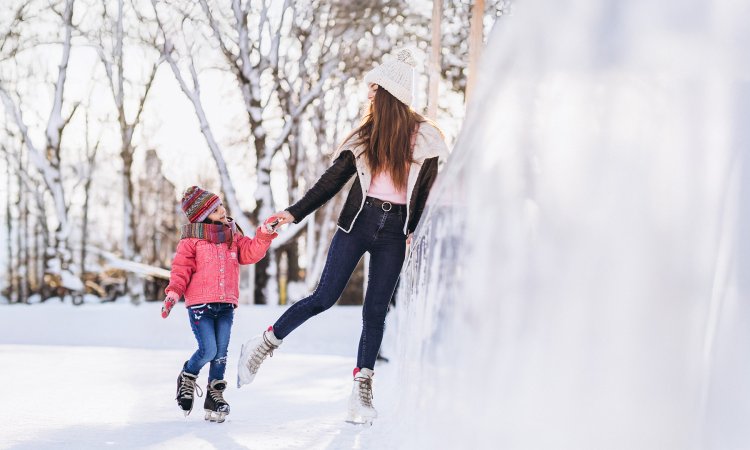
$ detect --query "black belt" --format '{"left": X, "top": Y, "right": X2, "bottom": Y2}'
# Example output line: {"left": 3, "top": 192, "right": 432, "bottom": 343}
{"left": 365, "top": 196, "right": 407, "bottom": 213}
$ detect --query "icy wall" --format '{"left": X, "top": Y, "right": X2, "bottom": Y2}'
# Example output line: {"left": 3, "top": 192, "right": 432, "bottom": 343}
{"left": 393, "top": 1, "right": 750, "bottom": 449}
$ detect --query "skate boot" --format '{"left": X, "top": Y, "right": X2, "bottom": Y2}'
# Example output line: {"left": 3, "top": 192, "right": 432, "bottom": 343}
{"left": 237, "top": 326, "right": 283, "bottom": 388}
{"left": 346, "top": 368, "right": 377, "bottom": 425}
{"left": 204, "top": 379, "right": 230, "bottom": 423}
{"left": 176, "top": 368, "right": 203, "bottom": 416}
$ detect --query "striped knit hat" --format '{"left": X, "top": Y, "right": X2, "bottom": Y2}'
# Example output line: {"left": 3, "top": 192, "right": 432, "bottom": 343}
{"left": 181, "top": 186, "right": 221, "bottom": 223}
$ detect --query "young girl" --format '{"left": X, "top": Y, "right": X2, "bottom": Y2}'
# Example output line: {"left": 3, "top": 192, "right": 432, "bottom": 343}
{"left": 162, "top": 186, "right": 278, "bottom": 423}
{"left": 236, "top": 49, "right": 450, "bottom": 424}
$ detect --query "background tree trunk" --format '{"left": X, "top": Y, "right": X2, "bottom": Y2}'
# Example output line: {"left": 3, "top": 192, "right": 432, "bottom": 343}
{"left": 466, "top": 0, "right": 486, "bottom": 101}
{"left": 4, "top": 149, "right": 16, "bottom": 303}
{"left": 428, "top": 0, "right": 442, "bottom": 118}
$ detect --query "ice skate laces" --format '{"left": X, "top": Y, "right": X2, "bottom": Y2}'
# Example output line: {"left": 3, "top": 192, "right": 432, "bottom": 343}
{"left": 208, "top": 386, "right": 225, "bottom": 404}
{"left": 247, "top": 332, "right": 279, "bottom": 374}
{"left": 179, "top": 374, "right": 203, "bottom": 399}
{"left": 356, "top": 377, "right": 374, "bottom": 408}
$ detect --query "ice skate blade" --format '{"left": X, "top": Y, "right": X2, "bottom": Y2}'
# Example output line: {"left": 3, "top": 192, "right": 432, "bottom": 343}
{"left": 345, "top": 413, "right": 374, "bottom": 426}
{"left": 236, "top": 343, "right": 246, "bottom": 388}
{"left": 204, "top": 410, "right": 227, "bottom": 423}
{"left": 346, "top": 418, "right": 373, "bottom": 427}
{"left": 180, "top": 405, "right": 194, "bottom": 417}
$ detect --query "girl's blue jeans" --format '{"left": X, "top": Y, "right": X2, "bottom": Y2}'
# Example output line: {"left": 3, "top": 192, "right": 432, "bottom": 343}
{"left": 273, "top": 199, "right": 407, "bottom": 370}
{"left": 184, "top": 302, "right": 235, "bottom": 381}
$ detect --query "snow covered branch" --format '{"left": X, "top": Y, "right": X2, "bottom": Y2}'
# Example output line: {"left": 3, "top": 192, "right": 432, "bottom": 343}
{"left": 0, "top": 143, "right": 47, "bottom": 215}
{"left": 152, "top": 0, "right": 254, "bottom": 235}
{"left": 85, "top": 246, "right": 171, "bottom": 280}
{"left": 45, "top": 0, "right": 75, "bottom": 155}
{"left": 267, "top": 59, "right": 340, "bottom": 156}
{"left": 0, "top": 86, "right": 64, "bottom": 219}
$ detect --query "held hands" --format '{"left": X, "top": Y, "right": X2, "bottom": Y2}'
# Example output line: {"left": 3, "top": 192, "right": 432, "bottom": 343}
{"left": 261, "top": 216, "right": 280, "bottom": 235}
{"left": 261, "top": 211, "right": 295, "bottom": 235}
{"left": 161, "top": 291, "right": 179, "bottom": 318}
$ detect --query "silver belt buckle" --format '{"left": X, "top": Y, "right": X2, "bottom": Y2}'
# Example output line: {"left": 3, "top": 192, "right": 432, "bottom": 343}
{"left": 381, "top": 201, "right": 392, "bottom": 212}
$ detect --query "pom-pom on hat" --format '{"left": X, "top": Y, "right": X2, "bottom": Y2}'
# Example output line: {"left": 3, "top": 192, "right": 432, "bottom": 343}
{"left": 364, "top": 49, "right": 418, "bottom": 106}
{"left": 181, "top": 186, "right": 221, "bottom": 223}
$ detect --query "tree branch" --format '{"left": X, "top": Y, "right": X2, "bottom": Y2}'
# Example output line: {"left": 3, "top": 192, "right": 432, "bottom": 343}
{"left": 0, "top": 85, "right": 57, "bottom": 196}
{"left": 45, "top": 0, "right": 75, "bottom": 153}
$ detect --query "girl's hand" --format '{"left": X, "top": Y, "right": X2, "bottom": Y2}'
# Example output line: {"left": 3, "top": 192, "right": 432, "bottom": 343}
{"left": 261, "top": 216, "right": 281, "bottom": 235}
{"left": 161, "top": 292, "right": 179, "bottom": 318}
{"left": 406, "top": 234, "right": 413, "bottom": 246}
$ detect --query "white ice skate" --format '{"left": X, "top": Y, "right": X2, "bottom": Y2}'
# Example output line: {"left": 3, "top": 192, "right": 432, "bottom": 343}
{"left": 236, "top": 327, "right": 283, "bottom": 388}
{"left": 345, "top": 368, "right": 377, "bottom": 425}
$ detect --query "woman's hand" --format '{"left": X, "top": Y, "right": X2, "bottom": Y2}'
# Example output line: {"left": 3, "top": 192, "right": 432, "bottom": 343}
{"left": 260, "top": 211, "right": 295, "bottom": 235}
{"left": 272, "top": 210, "right": 295, "bottom": 227}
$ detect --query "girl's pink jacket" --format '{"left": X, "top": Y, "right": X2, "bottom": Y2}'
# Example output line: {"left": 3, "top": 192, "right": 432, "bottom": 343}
{"left": 165, "top": 227, "right": 276, "bottom": 307}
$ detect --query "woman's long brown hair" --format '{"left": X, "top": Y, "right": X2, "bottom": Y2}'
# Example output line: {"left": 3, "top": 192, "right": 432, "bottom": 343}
{"left": 346, "top": 86, "right": 425, "bottom": 188}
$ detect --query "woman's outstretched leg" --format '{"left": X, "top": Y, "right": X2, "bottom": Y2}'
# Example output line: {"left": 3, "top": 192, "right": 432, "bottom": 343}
{"left": 237, "top": 229, "right": 365, "bottom": 387}
{"left": 273, "top": 229, "right": 366, "bottom": 338}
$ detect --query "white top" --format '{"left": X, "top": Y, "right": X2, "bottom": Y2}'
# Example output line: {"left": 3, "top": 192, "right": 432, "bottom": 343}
{"left": 367, "top": 171, "right": 407, "bottom": 204}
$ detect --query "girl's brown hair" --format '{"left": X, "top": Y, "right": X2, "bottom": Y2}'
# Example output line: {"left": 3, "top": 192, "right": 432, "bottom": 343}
{"left": 346, "top": 86, "right": 425, "bottom": 188}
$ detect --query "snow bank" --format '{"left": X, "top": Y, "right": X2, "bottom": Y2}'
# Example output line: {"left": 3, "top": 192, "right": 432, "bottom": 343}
{"left": 392, "top": 1, "right": 750, "bottom": 449}
{"left": 0, "top": 302, "right": 364, "bottom": 356}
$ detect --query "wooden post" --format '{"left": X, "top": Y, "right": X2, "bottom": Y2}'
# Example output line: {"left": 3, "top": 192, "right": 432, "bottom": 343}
{"left": 427, "top": 0, "right": 442, "bottom": 118}
{"left": 466, "top": 0, "right": 485, "bottom": 102}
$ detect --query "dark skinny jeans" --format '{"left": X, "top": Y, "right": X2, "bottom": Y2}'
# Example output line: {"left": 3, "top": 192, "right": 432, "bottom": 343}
{"left": 273, "top": 199, "right": 407, "bottom": 370}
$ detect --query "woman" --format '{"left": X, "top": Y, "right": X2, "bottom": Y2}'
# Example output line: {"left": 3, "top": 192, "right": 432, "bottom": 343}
{"left": 237, "top": 49, "right": 449, "bottom": 424}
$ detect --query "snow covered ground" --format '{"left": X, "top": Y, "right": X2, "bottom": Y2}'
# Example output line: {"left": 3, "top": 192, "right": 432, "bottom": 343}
{"left": 0, "top": 303, "right": 402, "bottom": 449}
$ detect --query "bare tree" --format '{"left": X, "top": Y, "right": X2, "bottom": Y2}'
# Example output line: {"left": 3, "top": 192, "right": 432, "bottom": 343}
{"left": 79, "top": 106, "right": 101, "bottom": 303}
{"left": 2, "top": 146, "right": 16, "bottom": 302}
{"left": 0, "top": 0, "right": 83, "bottom": 298}
{"left": 428, "top": 0, "right": 443, "bottom": 118}
{"left": 89, "top": 0, "right": 162, "bottom": 301}
{"left": 134, "top": 149, "right": 179, "bottom": 300}
{"left": 0, "top": 3, "right": 32, "bottom": 64}
{"left": 2, "top": 4, "right": 42, "bottom": 302}
{"left": 16, "top": 132, "right": 30, "bottom": 302}
{"left": 148, "top": 0, "right": 408, "bottom": 303}
{"left": 1, "top": 122, "right": 50, "bottom": 302}
{"left": 433, "top": 0, "right": 512, "bottom": 98}
{"left": 149, "top": 1, "right": 252, "bottom": 232}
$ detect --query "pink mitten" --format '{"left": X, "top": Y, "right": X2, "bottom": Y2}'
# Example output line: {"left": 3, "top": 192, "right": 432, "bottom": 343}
{"left": 262, "top": 215, "right": 281, "bottom": 234}
{"left": 161, "top": 292, "right": 179, "bottom": 318}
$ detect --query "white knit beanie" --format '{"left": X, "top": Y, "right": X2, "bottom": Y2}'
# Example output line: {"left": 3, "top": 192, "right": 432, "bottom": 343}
{"left": 364, "top": 49, "right": 418, "bottom": 107}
